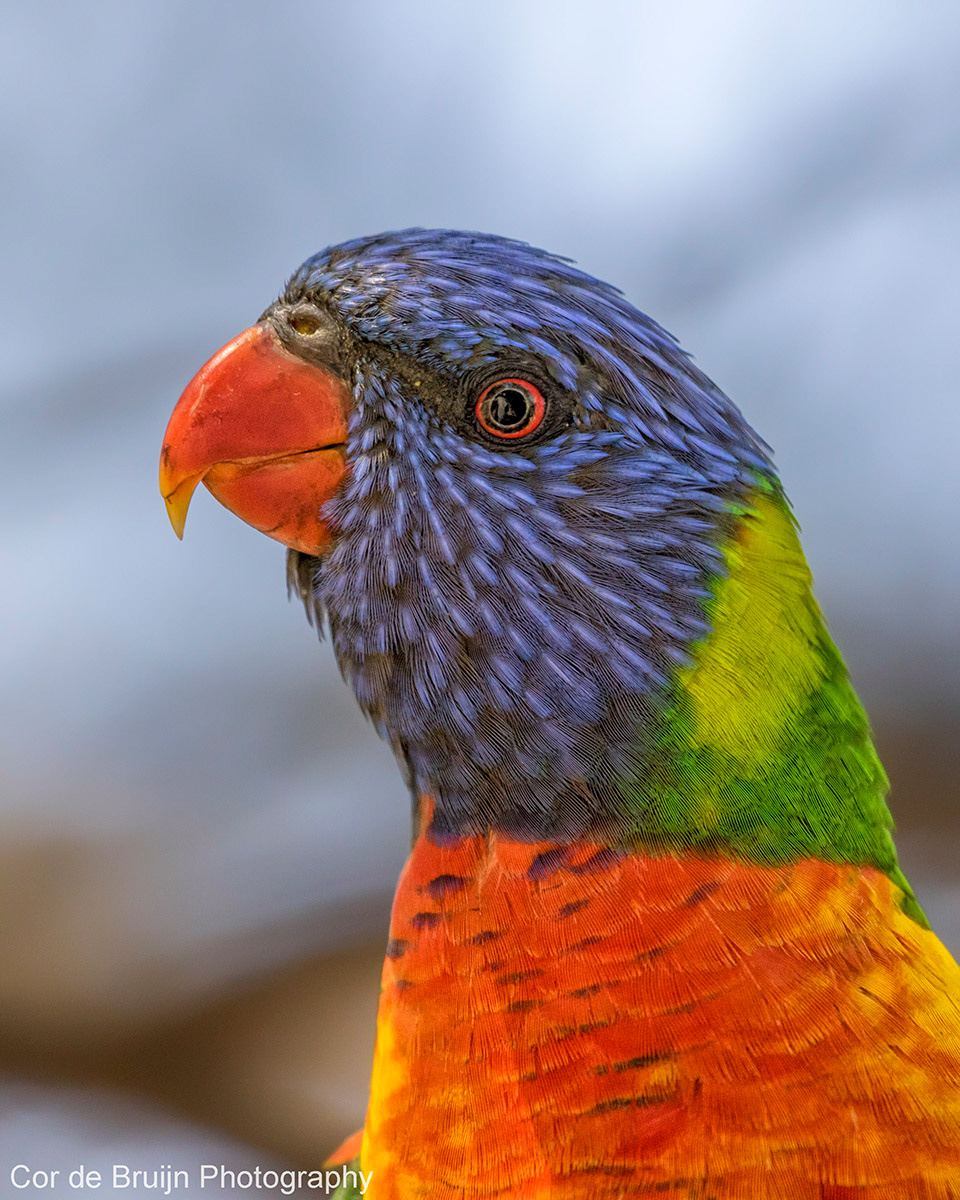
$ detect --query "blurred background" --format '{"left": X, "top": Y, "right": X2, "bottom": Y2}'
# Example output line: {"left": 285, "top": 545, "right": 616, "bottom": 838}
{"left": 2, "top": 1, "right": 958, "bottom": 1193}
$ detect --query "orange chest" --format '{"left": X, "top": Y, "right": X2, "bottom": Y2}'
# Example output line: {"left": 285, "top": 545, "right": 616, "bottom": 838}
{"left": 358, "top": 834, "right": 960, "bottom": 1199}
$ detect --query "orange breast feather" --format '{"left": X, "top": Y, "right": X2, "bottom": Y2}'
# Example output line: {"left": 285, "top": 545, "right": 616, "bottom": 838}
{"left": 357, "top": 833, "right": 960, "bottom": 1199}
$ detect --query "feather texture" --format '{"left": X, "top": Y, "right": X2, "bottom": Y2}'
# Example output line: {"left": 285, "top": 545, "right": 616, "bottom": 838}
{"left": 350, "top": 827, "right": 960, "bottom": 1198}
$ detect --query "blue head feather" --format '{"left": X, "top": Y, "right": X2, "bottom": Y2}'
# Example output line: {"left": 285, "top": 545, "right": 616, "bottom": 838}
{"left": 280, "top": 230, "right": 773, "bottom": 841}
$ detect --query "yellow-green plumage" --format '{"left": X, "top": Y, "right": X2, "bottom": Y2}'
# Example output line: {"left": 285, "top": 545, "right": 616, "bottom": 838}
{"left": 625, "top": 485, "right": 918, "bottom": 919}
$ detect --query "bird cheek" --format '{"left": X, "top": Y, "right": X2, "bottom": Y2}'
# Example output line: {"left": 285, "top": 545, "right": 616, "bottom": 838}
{"left": 203, "top": 446, "right": 348, "bottom": 556}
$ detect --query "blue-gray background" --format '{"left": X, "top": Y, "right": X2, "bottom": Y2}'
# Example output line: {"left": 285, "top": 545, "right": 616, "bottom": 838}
{"left": 2, "top": 2, "right": 958, "bottom": 1189}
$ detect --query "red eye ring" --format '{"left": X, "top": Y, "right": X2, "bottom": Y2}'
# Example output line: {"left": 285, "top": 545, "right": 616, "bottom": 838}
{"left": 475, "top": 378, "right": 546, "bottom": 440}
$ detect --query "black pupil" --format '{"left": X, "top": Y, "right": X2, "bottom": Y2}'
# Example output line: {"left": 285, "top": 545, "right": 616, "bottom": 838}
{"left": 486, "top": 385, "right": 532, "bottom": 431}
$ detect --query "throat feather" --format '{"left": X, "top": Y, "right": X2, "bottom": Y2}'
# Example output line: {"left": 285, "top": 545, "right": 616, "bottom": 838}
{"left": 321, "top": 370, "right": 742, "bottom": 840}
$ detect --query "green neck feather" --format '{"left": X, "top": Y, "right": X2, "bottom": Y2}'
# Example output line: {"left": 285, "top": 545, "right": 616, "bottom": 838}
{"left": 622, "top": 482, "right": 923, "bottom": 924}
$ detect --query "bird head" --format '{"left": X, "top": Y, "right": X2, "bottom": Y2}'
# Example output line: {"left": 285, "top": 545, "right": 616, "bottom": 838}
{"left": 161, "top": 229, "right": 775, "bottom": 841}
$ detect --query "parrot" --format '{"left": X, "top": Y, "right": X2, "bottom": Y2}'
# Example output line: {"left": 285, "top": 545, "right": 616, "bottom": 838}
{"left": 160, "top": 229, "right": 960, "bottom": 1198}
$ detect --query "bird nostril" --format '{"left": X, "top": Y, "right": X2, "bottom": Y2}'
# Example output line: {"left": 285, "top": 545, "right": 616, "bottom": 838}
{"left": 288, "top": 310, "right": 322, "bottom": 336}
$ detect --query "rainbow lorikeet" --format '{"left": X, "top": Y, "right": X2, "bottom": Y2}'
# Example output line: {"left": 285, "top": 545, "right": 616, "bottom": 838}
{"left": 160, "top": 230, "right": 960, "bottom": 1198}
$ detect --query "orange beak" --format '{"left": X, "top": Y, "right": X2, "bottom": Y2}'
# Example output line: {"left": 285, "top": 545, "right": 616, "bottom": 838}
{"left": 159, "top": 323, "right": 351, "bottom": 555}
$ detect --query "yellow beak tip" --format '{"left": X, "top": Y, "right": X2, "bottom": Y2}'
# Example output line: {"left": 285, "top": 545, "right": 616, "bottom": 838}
{"left": 161, "top": 476, "right": 199, "bottom": 540}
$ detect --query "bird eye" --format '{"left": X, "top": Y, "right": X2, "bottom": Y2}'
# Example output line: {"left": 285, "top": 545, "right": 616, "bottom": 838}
{"left": 475, "top": 379, "right": 546, "bottom": 440}
{"left": 287, "top": 310, "right": 322, "bottom": 336}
